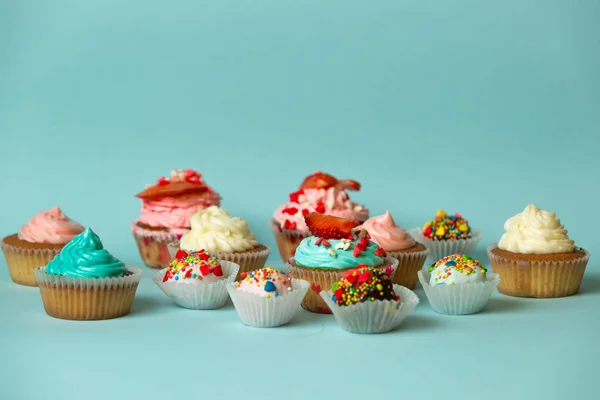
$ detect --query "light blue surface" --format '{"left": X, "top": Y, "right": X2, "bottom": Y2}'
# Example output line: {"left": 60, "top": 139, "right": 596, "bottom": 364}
{"left": 1, "top": 1, "right": 599, "bottom": 399}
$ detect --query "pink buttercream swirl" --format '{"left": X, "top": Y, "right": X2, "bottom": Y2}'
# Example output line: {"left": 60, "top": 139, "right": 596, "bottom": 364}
{"left": 359, "top": 211, "right": 416, "bottom": 251}
{"left": 139, "top": 191, "right": 221, "bottom": 229}
{"left": 18, "top": 206, "right": 85, "bottom": 245}
{"left": 273, "top": 187, "right": 368, "bottom": 232}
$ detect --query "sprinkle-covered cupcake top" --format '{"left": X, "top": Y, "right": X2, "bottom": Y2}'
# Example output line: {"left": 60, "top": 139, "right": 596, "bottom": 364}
{"left": 273, "top": 171, "right": 368, "bottom": 232}
{"left": 162, "top": 249, "right": 224, "bottom": 284}
{"left": 428, "top": 254, "right": 487, "bottom": 286}
{"left": 360, "top": 211, "right": 416, "bottom": 251}
{"left": 294, "top": 213, "right": 386, "bottom": 269}
{"left": 19, "top": 206, "right": 84, "bottom": 245}
{"left": 179, "top": 206, "right": 258, "bottom": 253}
{"left": 422, "top": 210, "right": 471, "bottom": 241}
{"left": 498, "top": 204, "right": 575, "bottom": 254}
{"left": 236, "top": 267, "right": 293, "bottom": 298}
{"left": 46, "top": 227, "right": 128, "bottom": 278}
{"left": 331, "top": 265, "right": 399, "bottom": 306}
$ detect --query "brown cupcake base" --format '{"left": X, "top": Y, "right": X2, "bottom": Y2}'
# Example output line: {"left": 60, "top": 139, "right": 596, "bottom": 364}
{"left": 268, "top": 219, "right": 311, "bottom": 261}
{"left": 1, "top": 234, "right": 64, "bottom": 286}
{"left": 387, "top": 243, "right": 428, "bottom": 289}
{"left": 487, "top": 245, "right": 589, "bottom": 298}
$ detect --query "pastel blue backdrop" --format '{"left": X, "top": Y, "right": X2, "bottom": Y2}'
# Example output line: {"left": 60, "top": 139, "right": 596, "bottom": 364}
{"left": 1, "top": 1, "right": 599, "bottom": 399}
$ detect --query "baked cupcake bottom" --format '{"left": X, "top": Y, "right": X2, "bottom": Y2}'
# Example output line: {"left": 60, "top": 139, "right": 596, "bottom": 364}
{"left": 268, "top": 219, "right": 311, "bottom": 261}
{"left": 286, "top": 257, "right": 399, "bottom": 314}
{"left": 387, "top": 243, "right": 428, "bottom": 289}
{"left": 487, "top": 245, "right": 589, "bottom": 298}
{"left": 1, "top": 234, "right": 63, "bottom": 286}
{"left": 132, "top": 221, "right": 187, "bottom": 269}
{"left": 171, "top": 243, "right": 271, "bottom": 281}
{"left": 34, "top": 267, "right": 143, "bottom": 320}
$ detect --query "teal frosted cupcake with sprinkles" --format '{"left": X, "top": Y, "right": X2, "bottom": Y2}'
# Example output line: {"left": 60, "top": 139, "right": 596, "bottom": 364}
{"left": 34, "top": 227, "right": 143, "bottom": 320}
{"left": 418, "top": 254, "right": 500, "bottom": 315}
{"left": 153, "top": 249, "right": 240, "bottom": 310}
{"left": 320, "top": 265, "right": 419, "bottom": 334}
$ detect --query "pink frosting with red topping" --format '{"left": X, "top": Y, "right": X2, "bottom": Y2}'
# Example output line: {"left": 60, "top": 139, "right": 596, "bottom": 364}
{"left": 18, "top": 206, "right": 85, "bottom": 244}
{"left": 359, "top": 211, "right": 416, "bottom": 251}
{"left": 139, "top": 192, "right": 222, "bottom": 229}
{"left": 273, "top": 187, "right": 368, "bottom": 232}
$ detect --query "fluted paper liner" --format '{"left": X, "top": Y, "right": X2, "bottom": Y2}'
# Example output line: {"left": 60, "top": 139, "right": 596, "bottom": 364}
{"left": 1, "top": 240, "right": 62, "bottom": 286}
{"left": 386, "top": 248, "right": 428, "bottom": 289}
{"left": 133, "top": 229, "right": 178, "bottom": 269}
{"left": 153, "top": 261, "right": 240, "bottom": 309}
{"left": 409, "top": 228, "right": 483, "bottom": 262}
{"left": 320, "top": 285, "right": 419, "bottom": 334}
{"left": 226, "top": 279, "right": 309, "bottom": 328}
{"left": 169, "top": 242, "right": 270, "bottom": 281}
{"left": 418, "top": 270, "right": 499, "bottom": 315}
{"left": 286, "top": 257, "right": 399, "bottom": 314}
{"left": 487, "top": 244, "right": 589, "bottom": 298}
{"left": 34, "top": 267, "right": 143, "bottom": 320}
{"left": 268, "top": 218, "right": 311, "bottom": 261}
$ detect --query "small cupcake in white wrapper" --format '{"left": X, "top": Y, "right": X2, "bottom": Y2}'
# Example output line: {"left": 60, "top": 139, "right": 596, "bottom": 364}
{"left": 34, "top": 227, "right": 143, "bottom": 321}
{"left": 320, "top": 266, "right": 419, "bottom": 334}
{"left": 153, "top": 249, "right": 240, "bottom": 310}
{"left": 226, "top": 267, "right": 309, "bottom": 328}
{"left": 410, "top": 210, "right": 483, "bottom": 262}
{"left": 418, "top": 254, "right": 499, "bottom": 315}
{"left": 171, "top": 206, "right": 270, "bottom": 281}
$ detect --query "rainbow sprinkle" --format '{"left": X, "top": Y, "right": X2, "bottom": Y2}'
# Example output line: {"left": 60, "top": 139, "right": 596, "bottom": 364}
{"left": 422, "top": 210, "right": 472, "bottom": 241}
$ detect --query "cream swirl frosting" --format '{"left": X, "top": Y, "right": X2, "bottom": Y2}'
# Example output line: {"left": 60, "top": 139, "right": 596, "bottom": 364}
{"left": 498, "top": 204, "right": 575, "bottom": 254}
{"left": 360, "top": 211, "right": 416, "bottom": 251}
{"left": 179, "top": 206, "right": 258, "bottom": 253}
{"left": 18, "top": 206, "right": 85, "bottom": 244}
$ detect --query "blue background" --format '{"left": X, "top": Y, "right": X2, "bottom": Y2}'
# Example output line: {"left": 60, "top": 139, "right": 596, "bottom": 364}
{"left": 1, "top": 1, "right": 599, "bottom": 399}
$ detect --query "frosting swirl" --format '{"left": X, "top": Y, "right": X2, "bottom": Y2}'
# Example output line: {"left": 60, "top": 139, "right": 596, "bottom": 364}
{"left": 46, "top": 227, "right": 128, "bottom": 278}
{"left": 179, "top": 206, "right": 258, "bottom": 253}
{"left": 360, "top": 211, "right": 415, "bottom": 251}
{"left": 498, "top": 204, "right": 575, "bottom": 254}
{"left": 18, "top": 206, "right": 84, "bottom": 245}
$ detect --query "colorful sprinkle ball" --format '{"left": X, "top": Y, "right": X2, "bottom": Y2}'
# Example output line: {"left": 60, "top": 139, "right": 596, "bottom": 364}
{"left": 237, "top": 267, "right": 293, "bottom": 298}
{"left": 422, "top": 210, "right": 472, "bottom": 241}
{"left": 428, "top": 254, "right": 487, "bottom": 285}
{"left": 331, "top": 265, "right": 399, "bottom": 306}
{"left": 162, "top": 249, "right": 223, "bottom": 282}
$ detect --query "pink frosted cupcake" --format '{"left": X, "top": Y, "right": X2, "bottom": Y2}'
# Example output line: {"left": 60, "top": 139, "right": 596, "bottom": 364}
{"left": 269, "top": 171, "right": 369, "bottom": 261}
{"left": 131, "top": 169, "right": 221, "bottom": 269}
{"left": 1, "top": 206, "right": 84, "bottom": 286}
{"left": 360, "top": 211, "right": 428, "bottom": 289}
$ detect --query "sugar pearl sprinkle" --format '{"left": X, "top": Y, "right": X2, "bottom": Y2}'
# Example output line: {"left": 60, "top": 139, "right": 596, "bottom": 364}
{"left": 162, "top": 249, "right": 223, "bottom": 282}
{"left": 152, "top": 169, "right": 206, "bottom": 187}
{"left": 332, "top": 265, "right": 399, "bottom": 306}
{"left": 422, "top": 209, "right": 472, "bottom": 241}
{"left": 237, "top": 267, "right": 293, "bottom": 299}
{"left": 428, "top": 254, "right": 487, "bottom": 284}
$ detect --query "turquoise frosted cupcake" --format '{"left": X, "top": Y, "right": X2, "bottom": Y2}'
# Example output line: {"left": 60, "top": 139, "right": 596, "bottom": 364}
{"left": 34, "top": 227, "right": 143, "bottom": 320}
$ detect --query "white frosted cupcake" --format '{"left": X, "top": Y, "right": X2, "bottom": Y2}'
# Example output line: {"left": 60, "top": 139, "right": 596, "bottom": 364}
{"left": 170, "top": 206, "right": 270, "bottom": 280}
{"left": 226, "top": 267, "right": 309, "bottom": 328}
{"left": 153, "top": 249, "right": 240, "bottom": 309}
{"left": 418, "top": 254, "right": 499, "bottom": 315}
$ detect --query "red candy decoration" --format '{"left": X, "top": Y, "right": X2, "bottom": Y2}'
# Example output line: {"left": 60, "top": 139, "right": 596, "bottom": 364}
{"left": 200, "top": 265, "right": 211, "bottom": 276}
{"left": 315, "top": 201, "right": 326, "bottom": 214}
{"left": 282, "top": 207, "right": 299, "bottom": 215}
{"left": 175, "top": 250, "right": 188, "bottom": 260}
{"left": 289, "top": 190, "right": 304, "bottom": 203}
{"left": 212, "top": 266, "right": 224, "bottom": 277}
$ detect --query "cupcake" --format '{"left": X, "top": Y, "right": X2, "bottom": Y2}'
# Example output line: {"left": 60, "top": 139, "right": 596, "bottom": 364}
{"left": 410, "top": 210, "right": 483, "bottom": 261}
{"left": 153, "top": 249, "right": 240, "bottom": 310}
{"left": 360, "top": 211, "right": 428, "bottom": 289}
{"left": 269, "top": 171, "right": 369, "bottom": 261}
{"left": 226, "top": 267, "right": 309, "bottom": 327}
{"left": 487, "top": 204, "right": 589, "bottom": 298}
{"left": 418, "top": 254, "right": 499, "bottom": 315}
{"left": 131, "top": 169, "right": 221, "bottom": 269}
{"left": 34, "top": 227, "right": 143, "bottom": 320}
{"left": 286, "top": 213, "right": 398, "bottom": 314}
{"left": 172, "top": 206, "right": 270, "bottom": 280}
{"left": 1, "top": 206, "right": 84, "bottom": 286}
{"left": 320, "top": 265, "right": 419, "bottom": 334}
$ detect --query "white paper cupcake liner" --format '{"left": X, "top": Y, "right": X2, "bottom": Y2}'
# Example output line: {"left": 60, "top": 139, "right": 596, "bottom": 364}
{"left": 1, "top": 239, "right": 63, "bottom": 286}
{"left": 418, "top": 270, "right": 500, "bottom": 315}
{"left": 226, "top": 279, "right": 309, "bottom": 328}
{"left": 34, "top": 266, "right": 143, "bottom": 320}
{"left": 386, "top": 247, "right": 429, "bottom": 289}
{"left": 409, "top": 228, "right": 483, "bottom": 262}
{"left": 320, "top": 285, "right": 419, "bottom": 334}
{"left": 152, "top": 261, "right": 240, "bottom": 310}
